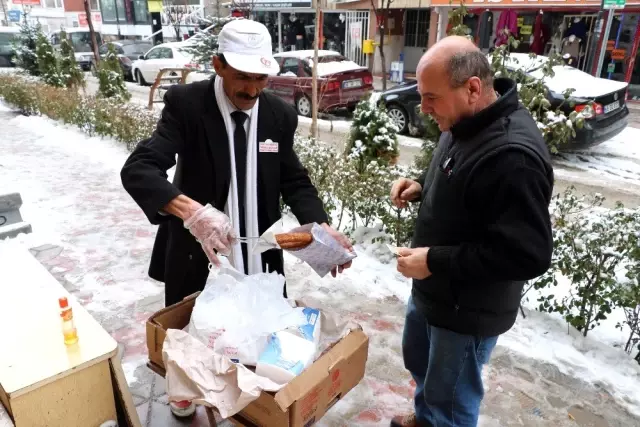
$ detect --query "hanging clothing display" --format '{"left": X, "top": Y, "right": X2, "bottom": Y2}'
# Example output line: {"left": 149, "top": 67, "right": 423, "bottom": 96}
{"left": 564, "top": 18, "right": 587, "bottom": 41}
{"left": 530, "top": 13, "right": 550, "bottom": 55}
{"left": 477, "top": 11, "right": 494, "bottom": 49}
{"left": 495, "top": 10, "right": 519, "bottom": 47}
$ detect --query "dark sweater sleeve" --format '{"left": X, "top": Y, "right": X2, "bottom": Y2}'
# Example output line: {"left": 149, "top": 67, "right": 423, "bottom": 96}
{"left": 427, "top": 150, "right": 553, "bottom": 282}
{"left": 279, "top": 107, "right": 330, "bottom": 225}
{"left": 120, "top": 87, "right": 185, "bottom": 225}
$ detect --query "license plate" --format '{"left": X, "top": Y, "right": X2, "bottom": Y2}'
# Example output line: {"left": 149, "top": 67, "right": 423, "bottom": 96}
{"left": 343, "top": 79, "right": 362, "bottom": 89}
{"left": 604, "top": 100, "right": 620, "bottom": 114}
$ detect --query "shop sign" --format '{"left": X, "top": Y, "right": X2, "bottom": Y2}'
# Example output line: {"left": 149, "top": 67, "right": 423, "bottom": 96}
{"left": 7, "top": 10, "right": 21, "bottom": 22}
{"left": 611, "top": 48, "right": 626, "bottom": 60}
{"left": 78, "top": 12, "right": 102, "bottom": 27}
{"left": 603, "top": 0, "right": 625, "bottom": 8}
{"left": 430, "top": 0, "right": 604, "bottom": 7}
{"left": 249, "top": 0, "right": 312, "bottom": 8}
{"left": 607, "top": 62, "right": 615, "bottom": 73}
{"left": 11, "top": 0, "right": 42, "bottom": 5}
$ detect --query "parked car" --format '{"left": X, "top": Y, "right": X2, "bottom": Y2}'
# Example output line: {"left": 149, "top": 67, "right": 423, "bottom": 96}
{"left": 268, "top": 50, "right": 373, "bottom": 117}
{"left": 505, "top": 53, "right": 629, "bottom": 148}
{"left": 377, "top": 81, "right": 422, "bottom": 136}
{"left": 49, "top": 28, "right": 103, "bottom": 71}
{"left": 90, "top": 40, "right": 153, "bottom": 81}
{"left": 380, "top": 52, "right": 629, "bottom": 149}
{"left": 131, "top": 41, "right": 203, "bottom": 85}
{"left": 0, "top": 26, "right": 20, "bottom": 68}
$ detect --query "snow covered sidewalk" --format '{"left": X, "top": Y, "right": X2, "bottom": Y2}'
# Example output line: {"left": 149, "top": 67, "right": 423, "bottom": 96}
{"left": 1, "top": 105, "right": 640, "bottom": 426}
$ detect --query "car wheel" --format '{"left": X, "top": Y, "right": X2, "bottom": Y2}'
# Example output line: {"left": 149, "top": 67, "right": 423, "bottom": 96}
{"left": 296, "top": 95, "right": 312, "bottom": 117}
{"left": 387, "top": 104, "right": 409, "bottom": 134}
{"left": 136, "top": 70, "right": 147, "bottom": 86}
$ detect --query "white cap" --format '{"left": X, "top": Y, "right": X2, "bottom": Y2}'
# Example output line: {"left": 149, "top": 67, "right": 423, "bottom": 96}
{"left": 218, "top": 19, "right": 280, "bottom": 76}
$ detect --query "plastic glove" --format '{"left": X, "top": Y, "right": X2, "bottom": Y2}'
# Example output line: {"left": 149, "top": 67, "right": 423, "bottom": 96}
{"left": 184, "top": 204, "right": 237, "bottom": 265}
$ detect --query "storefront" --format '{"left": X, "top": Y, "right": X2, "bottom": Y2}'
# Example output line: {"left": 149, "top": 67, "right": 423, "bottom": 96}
{"left": 239, "top": 0, "right": 370, "bottom": 66}
{"left": 431, "top": 0, "right": 640, "bottom": 101}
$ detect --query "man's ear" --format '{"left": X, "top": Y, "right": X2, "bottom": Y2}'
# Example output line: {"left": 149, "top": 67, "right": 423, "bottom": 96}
{"left": 212, "top": 56, "right": 225, "bottom": 75}
{"left": 467, "top": 76, "right": 482, "bottom": 103}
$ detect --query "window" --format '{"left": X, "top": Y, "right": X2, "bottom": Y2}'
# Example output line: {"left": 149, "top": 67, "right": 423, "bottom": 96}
{"left": 281, "top": 58, "right": 299, "bottom": 76}
{"left": 44, "top": 0, "right": 62, "bottom": 8}
{"left": 404, "top": 9, "right": 429, "bottom": 48}
{"left": 123, "top": 43, "right": 152, "bottom": 56}
{"left": 146, "top": 48, "right": 162, "bottom": 60}
{"left": 90, "top": 0, "right": 99, "bottom": 10}
{"left": 132, "top": 0, "right": 149, "bottom": 25}
{"left": 99, "top": 0, "right": 127, "bottom": 23}
{"left": 50, "top": 33, "right": 60, "bottom": 46}
{"left": 69, "top": 32, "right": 101, "bottom": 53}
{"left": 158, "top": 48, "right": 174, "bottom": 59}
{"left": 0, "top": 33, "right": 16, "bottom": 55}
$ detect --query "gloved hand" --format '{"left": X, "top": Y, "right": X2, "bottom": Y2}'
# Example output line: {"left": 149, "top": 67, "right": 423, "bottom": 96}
{"left": 184, "top": 204, "right": 237, "bottom": 266}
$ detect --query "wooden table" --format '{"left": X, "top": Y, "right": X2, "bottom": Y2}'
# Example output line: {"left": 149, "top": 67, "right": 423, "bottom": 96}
{"left": 0, "top": 245, "right": 141, "bottom": 427}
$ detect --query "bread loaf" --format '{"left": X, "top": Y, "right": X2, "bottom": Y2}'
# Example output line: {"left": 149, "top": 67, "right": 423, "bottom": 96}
{"left": 275, "top": 232, "right": 313, "bottom": 250}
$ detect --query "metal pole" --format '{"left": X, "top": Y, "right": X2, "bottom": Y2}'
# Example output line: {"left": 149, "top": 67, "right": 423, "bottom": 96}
{"left": 596, "top": 9, "right": 614, "bottom": 77}
{"left": 608, "top": 12, "right": 624, "bottom": 79}
{"left": 278, "top": 11, "right": 282, "bottom": 52}
{"left": 115, "top": 0, "right": 122, "bottom": 39}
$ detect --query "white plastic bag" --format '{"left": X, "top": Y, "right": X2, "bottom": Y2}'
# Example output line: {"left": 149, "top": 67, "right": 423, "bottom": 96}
{"left": 187, "top": 267, "right": 306, "bottom": 366}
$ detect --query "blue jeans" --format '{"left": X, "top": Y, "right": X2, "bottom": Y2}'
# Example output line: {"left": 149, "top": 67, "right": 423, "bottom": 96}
{"left": 402, "top": 297, "right": 498, "bottom": 427}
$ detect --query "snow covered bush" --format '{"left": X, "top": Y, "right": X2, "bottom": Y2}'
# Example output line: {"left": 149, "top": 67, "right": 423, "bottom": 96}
{"left": 58, "top": 30, "right": 85, "bottom": 89}
{"left": 12, "top": 20, "right": 41, "bottom": 76}
{"left": 0, "top": 75, "right": 39, "bottom": 115}
{"left": 535, "top": 187, "right": 640, "bottom": 337}
{"left": 0, "top": 74, "right": 155, "bottom": 148}
{"left": 345, "top": 98, "right": 400, "bottom": 172}
{"left": 35, "top": 31, "right": 64, "bottom": 88}
{"left": 614, "top": 226, "right": 640, "bottom": 356}
{"left": 489, "top": 38, "right": 584, "bottom": 154}
{"left": 182, "top": 16, "right": 236, "bottom": 66}
{"left": 97, "top": 44, "right": 130, "bottom": 101}
{"left": 294, "top": 135, "right": 416, "bottom": 246}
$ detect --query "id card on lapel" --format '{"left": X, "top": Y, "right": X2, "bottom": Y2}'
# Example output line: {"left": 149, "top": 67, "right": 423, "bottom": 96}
{"left": 259, "top": 139, "right": 279, "bottom": 153}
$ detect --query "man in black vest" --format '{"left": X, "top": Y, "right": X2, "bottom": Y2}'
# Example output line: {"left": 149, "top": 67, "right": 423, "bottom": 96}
{"left": 121, "top": 19, "right": 352, "bottom": 418}
{"left": 389, "top": 36, "right": 554, "bottom": 427}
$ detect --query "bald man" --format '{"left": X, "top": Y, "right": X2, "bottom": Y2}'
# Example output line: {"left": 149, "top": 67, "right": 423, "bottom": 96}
{"left": 390, "top": 36, "right": 554, "bottom": 427}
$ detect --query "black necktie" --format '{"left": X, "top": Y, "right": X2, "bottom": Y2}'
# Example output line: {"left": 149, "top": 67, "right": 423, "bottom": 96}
{"left": 231, "top": 111, "right": 249, "bottom": 274}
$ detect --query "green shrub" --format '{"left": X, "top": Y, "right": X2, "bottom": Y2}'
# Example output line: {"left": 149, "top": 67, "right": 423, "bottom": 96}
{"left": 345, "top": 98, "right": 400, "bottom": 173}
{"left": 0, "top": 74, "right": 154, "bottom": 149}
{"left": 35, "top": 31, "right": 64, "bottom": 87}
{"left": 97, "top": 44, "right": 130, "bottom": 101}
{"left": 58, "top": 29, "right": 85, "bottom": 89}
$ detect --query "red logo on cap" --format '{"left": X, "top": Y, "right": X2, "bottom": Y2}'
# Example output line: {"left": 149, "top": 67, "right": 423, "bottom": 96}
{"left": 260, "top": 57, "right": 271, "bottom": 67}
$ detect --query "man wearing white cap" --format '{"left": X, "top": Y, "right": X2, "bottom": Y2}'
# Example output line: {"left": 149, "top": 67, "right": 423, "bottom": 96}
{"left": 121, "top": 19, "right": 353, "bottom": 418}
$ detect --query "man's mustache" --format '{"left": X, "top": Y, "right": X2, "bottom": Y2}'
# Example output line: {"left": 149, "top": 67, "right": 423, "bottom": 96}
{"left": 236, "top": 92, "right": 259, "bottom": 101}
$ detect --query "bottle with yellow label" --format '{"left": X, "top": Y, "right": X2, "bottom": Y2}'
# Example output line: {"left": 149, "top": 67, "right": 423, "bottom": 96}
{"left": 59, "top": 297, "right": 79, "bottom": 346}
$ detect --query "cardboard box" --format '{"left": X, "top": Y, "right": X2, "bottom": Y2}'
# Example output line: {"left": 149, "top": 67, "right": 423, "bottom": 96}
{"left": 146, "top": 292, "right": 369, "bottom": 427}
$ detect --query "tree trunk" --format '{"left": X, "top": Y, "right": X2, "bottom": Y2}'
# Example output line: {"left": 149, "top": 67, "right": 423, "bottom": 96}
{"left": 310, "top": 0, "right": 321, "bottom": 139}
{"left": 378, "top": 2, "right": 387, "bottom": 91}
{"left": 84, "top": 0, "right": 100, "bottom": 64}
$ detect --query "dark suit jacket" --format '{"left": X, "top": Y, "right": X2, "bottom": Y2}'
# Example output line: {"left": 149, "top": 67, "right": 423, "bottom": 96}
{"left": 121, "top": 77, "right": 328, "bottom": 306}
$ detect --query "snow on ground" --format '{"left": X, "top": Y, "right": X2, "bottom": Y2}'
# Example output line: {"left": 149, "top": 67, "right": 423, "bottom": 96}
{"left": 2, "top": 103, "right": 640, "bottom": 424}
{"left": 555, "top": 127, "right": 640, "bottom": 186}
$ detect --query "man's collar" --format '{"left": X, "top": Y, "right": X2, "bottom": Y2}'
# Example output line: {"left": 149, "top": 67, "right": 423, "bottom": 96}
{"left": 449, "top": 78, "right": 519, "bottom": 140}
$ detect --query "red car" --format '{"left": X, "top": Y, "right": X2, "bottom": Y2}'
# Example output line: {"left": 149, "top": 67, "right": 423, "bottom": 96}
{"left": 268, "top": 50, "right": 373, "bottom": 116}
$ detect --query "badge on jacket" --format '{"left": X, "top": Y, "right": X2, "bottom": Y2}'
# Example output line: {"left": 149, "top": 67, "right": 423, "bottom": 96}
{"left": 259, "top": 139, "right": 279, "bottom": 153}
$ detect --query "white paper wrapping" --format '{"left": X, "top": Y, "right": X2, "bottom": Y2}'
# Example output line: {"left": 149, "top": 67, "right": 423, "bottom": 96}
{"left": 163, "top": 304, "right": 360, "bottom": 418}
{"left": 252, "top": 222, "right": 357, "bottom": 278}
